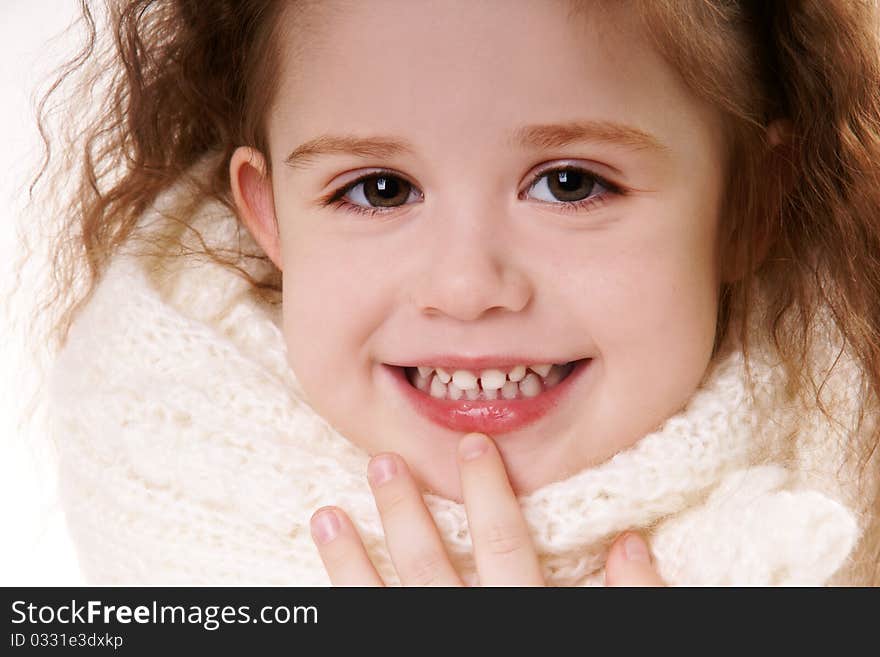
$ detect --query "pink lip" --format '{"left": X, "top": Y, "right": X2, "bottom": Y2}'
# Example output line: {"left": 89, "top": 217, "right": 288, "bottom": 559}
{"left": 382, "top": 359, "right": 592, "bottom": 435}
{"left": 386, "top": 355, "right": 578, "bottom": 371}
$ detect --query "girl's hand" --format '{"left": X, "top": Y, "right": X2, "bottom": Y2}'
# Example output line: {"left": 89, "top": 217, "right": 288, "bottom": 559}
{"left": 310, "top": 432, "right": 666, "bottom": 586}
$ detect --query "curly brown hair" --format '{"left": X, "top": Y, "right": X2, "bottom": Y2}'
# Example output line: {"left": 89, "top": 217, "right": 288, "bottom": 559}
{"left": 17, "top": 0, "right": 880, "bottom": 584}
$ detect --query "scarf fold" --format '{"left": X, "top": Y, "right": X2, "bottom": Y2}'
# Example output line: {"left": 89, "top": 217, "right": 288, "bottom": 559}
{"left": 48, "top": 169, "right": 871, "bottom": 586}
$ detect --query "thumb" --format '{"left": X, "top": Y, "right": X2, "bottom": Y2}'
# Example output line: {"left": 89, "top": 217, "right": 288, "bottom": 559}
{"left": 604, "top": 532, "right": 667, "bottom": 587}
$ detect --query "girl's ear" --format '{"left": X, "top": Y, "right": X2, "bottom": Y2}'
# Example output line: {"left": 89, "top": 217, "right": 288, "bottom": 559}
{"left": 722, "top": 213, "right": 778, "bottom": 284}
{"left": 721, "top": 119, "right": 793, "bottom": 283}
{"left": 230, "top": 146, "right": 283, "bottom": 270}
{"left": 766, "top": 118, "right": 792, "bottom": 148}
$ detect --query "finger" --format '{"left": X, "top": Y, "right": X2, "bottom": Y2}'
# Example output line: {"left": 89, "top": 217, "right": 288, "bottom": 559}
{"left": 368, "top": 453, "right": 463, "bottom": 586}
{"left": 458, "top": 433, "right": 544, "bottom": 586}
{"left": 604, "top": 532, "right": 667, "bottom": 587}
{"left": 310, "top": 506, "right": 385, "bottom": 586}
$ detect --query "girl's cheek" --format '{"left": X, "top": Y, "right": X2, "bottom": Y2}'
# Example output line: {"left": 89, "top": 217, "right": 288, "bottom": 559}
{"left": 583, "top": 224, "right": 718, "bottom": 354}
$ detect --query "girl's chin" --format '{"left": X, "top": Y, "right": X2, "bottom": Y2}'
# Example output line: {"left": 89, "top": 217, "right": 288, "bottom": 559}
{"left": 403, "top": 445, "right": 571, "bottom": 502}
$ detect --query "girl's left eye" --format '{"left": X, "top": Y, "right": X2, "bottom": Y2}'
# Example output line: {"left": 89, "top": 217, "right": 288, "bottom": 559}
{"left": 523, "top": 166, "right": 622, "bottom": 213}
{"left": 322, "top": 165, "right": 623, "bottom": 218}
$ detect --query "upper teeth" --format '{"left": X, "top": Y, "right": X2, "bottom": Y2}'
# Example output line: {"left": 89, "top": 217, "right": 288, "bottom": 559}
{"left": 414, "top": 363, "right": 560, "bottom": 390}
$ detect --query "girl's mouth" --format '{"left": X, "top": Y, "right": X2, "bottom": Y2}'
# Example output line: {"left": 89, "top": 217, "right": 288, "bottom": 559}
{"left": 381, "top": 358, "right": 593, "bottom": 435}
{"left": 404, "top": 361, "right": 578, "bottom": 400}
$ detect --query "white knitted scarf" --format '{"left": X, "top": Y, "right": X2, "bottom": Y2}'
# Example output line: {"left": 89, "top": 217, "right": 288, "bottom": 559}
{"left": 48, "top": 169, "right": 875, "bottom": 586}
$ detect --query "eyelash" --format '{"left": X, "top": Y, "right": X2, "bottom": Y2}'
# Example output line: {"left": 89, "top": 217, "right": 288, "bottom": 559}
{"left": 320, "top": 165, "right": 626, "bottom": 219}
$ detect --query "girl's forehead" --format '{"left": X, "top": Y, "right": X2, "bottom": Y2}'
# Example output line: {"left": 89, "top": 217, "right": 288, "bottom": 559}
{"left": 278, "top": 0, "right": 644, "bottom": 99}
{"left": 270, "top": 0, "right": 722, "bottom": 168}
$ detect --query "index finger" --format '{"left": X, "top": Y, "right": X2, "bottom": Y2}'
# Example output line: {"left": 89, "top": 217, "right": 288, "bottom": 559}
{"left": 458, "top": 433, "right": 544, "bottom": 586}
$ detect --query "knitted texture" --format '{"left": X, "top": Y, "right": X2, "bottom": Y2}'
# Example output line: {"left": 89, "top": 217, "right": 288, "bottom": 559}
{"left": 48, "top": 168, "right": 873, "bottom": 586}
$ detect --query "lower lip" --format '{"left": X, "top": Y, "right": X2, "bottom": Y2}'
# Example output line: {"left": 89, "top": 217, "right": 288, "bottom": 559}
{"left": 383, "top": 359, "right": 592, "bottom": 435}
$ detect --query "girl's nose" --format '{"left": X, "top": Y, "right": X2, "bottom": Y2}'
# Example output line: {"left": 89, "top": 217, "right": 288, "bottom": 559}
{"left": 410, "top": 203, "right": 533, "bottom": 321}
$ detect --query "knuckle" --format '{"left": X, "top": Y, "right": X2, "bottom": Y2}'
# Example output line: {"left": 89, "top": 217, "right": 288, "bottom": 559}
{"left": 379, "top": 488, "right": 411, "bottom": 518}
{"left": 483, "top": 523, "right": 526, "bottom": 557}
{"left": 402, "top": 550, "right": 447, "bottom": 586}
{"left": 320, "top": 536, "right": 355, "bottom": 571}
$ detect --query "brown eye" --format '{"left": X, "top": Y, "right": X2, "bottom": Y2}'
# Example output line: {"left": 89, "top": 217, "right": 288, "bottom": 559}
{"left": 549, "top": 168, "right": 591, "bottom": 201}
{"left": 358, "top": 175, "right": 412, "bottom": 208}
{"left": 537, "top": 167, "right": 599, "bottom": 202}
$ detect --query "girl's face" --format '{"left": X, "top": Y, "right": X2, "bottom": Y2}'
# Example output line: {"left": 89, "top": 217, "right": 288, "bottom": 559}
{"left": 232, "top": 0, "right": 727, "bottom": 500}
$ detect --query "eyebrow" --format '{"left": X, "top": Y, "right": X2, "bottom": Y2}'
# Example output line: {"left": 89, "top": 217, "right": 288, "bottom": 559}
{"left": 283, "top": 120, "right": 668, "bottom": 169}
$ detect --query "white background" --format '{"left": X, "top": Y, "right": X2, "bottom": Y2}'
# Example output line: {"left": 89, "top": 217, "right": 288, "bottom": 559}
{"left": 1, "top": 1, "right": 86, "bottom": 585}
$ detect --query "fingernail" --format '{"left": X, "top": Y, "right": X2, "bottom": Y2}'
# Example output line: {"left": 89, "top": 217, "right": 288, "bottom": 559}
{"left": 368, "top": 454, "right": 397, "bottom": 486}
{"left": 624, "top": 533, "right": 651, "bottom": 562}
{"left": 311, "top": 509, "right": 340, "bottom": 545}
{"left": 459, "top": 433, "right": 488, "bottom": 461}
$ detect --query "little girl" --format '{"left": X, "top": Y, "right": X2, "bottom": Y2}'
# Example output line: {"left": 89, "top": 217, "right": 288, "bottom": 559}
{"left": 26, "top": 0, "right": 880, "bottom": 585}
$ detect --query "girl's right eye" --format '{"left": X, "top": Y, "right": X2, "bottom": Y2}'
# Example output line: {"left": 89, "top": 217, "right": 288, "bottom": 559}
{"left": 322, "top": 173, "right": 423, "bottom": 218}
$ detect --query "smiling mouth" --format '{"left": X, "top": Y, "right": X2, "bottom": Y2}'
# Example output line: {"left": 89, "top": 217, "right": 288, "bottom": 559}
{"left": 401, "top": 360, "right": 583, "bottom": 402}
